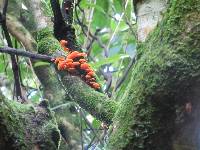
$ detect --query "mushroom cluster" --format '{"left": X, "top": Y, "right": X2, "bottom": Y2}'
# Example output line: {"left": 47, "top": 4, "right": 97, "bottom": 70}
{"left": 52, "top": 40, "right": 100, "bottom": 90}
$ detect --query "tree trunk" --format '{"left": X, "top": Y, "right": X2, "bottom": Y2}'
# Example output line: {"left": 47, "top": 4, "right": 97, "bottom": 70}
{"left": 108, "top": 0, "right": 200, "bottom": 149}
{"left": 0, "top": 93, "right": 60, "bottom": 149}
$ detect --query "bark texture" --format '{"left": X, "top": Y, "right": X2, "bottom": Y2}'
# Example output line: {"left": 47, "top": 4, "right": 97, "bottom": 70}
{"left": 135, "top": 0, "right": 168, "bottom": 42}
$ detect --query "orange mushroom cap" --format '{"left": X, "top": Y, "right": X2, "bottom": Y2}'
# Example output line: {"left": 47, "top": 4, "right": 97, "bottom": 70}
{"left": 87, "top": 71, "right": 95, "bottom": 76}
{"left": 66, "top": 59, "right": 73, "bottom": 63}
{"left": 58, "top": 62, "right": 66, "bottom": 70}
{"left": 80, "top": 63, "right": 90, "bottom": 70}
{"left": 66, "top": 62, "right": 74, "bottom": 68}
{"left": 85, "top": 69, "right": 93, "bottom": 73}
{"left": 54, "top": 47, "right": 100, "bottom": 90}
{"left": 79, "top": 59, "right": 87, "bottom": 63}
{"left": 73, "top": 62, "right": 80, "bottom": 66}
{"left": 64, "top": 47, "right": 70, "bottom": 51}
{"left": 92, "top": 82, "right": 100, "bottom": 89}
{"left": 67, "top": 51, "right": 80, "bottom": 59}
{"left": 89, "top": 78, "right": 96, "bottom": 82}
{"left": 60, "top": 40, "right": 68, "bottom": 47}
{"left": 67, "top": 68, "right": 76, "bottom": 73}
{"left": 54, "top": 57, "right": 65, "bottom": 64}
{"left": 77, "top": 52, "right": 87, "bottom": 57}
{"left": 85, "top": 74, "right": 92, "bottom": 80}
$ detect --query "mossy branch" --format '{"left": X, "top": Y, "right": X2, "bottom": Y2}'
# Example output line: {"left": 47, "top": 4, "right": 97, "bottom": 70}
{"left": 36, "top": 27, "right": 118, "bottom": 123}
{"left": 0, "top": 95, "right": 61, "bottom": 149}
{"left": 62, "top": 75, "right": 118, "bottom": 124}
{"left": 0, "top": 44, "right": 118, "bottom": 124}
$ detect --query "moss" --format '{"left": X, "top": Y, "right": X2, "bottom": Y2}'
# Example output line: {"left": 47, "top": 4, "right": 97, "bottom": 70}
{"left": 37, "top": 27, "right": 54, "bottom": 41}
{"left": 108, "top": 0, "right": 200, "bottom": 149}
{"left": 109, "top": 46, "right": 196, "bottom": 149}
{"left": 37, "top": 27, "right": 62, "bottom": 54}
{"left": 0, "top": 98, "right": 34, "bottom": 149}
{"left": 0, "top": 96, "right": 61, "bottom": 149}
{"left": 37, "top": 37, "right": 62, "bottom": 54}
{"left": 62, "top": 75, "right": 118, "bottom": 124}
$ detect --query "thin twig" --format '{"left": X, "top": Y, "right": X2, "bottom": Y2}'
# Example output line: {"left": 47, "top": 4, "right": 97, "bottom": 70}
{"left": 28, "top": 59, "right": 43, "bottom": 98}
{"left": 0, "top": 47, "right": 53, "bottom": 62}
{"left": 51, "top": 102, "right": 75, "bottom": 111}
{"left": 115, "top": 56, "right": 136, "bottom": 91}
{"left": 79, "top": 108, "right": 84, "bottom": 150}
{"left": 83, "top": 0, "right": 96, "bottom": 49}
{"left": 104, "top": 72, "right": 112, "bottom": 94}
{"left": 0, "top": 1, "right": 24, "bottom": 101}
{"left": 105, "top": 0, "right": 129, "bottom": 57}
{"left": 75, "top": 6, "right": 107, "bottom": 50}
{"left": 86, "top": 29, "right": 100, "bottom": 56}
{"left": 124, "top": 15, "right": 137, "bottom": 39}
{"left": 80, "top": 109, "right": 104, "bottom": 145}
{"left": 86, "top": 135, "right": 96, "bottom": 149}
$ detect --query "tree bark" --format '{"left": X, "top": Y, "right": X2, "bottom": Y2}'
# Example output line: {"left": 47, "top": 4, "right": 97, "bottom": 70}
{"left": 108, "top": 0, "right": 200, "bottom": 149}
{"left": 134, "top": 0, "right": 168, "bottom": 42}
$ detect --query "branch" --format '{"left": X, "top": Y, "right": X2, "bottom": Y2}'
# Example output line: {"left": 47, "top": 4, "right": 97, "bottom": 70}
{"left": 61, "top": 75, "right": 118, "bottom": 124}
{"left": 0, "top": 1, "right": 24, "bottom": 101}
{"left": 0, "top": 47, "right": 53, "bottom": 62}
{"left": 75, "top": 6, "right": 107, "bottom": 51}
{"left": 62, "top": 0, "right": 73, "bottom": 24}
{"left": 50, "top": 0, "right": 78, "bottom": 50}
{"left": 48, "top": 1, "right": 118, "bottom": 123}
{"left": 2, "top": 0, "right": 8, "bottom": 16}
{"left": 0, "top": 45, "right": 117, "bottom": 123}
{"left": 115, "top": 56, "right": 136, "bottom": 91}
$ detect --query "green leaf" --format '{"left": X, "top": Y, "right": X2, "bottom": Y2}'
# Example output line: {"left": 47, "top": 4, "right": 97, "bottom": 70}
{"left": 124, "top": 0, "right": 134, "bottom": 21}
{"left": 89, "top": 54, "right": 130, "bottom": 69}
{"left": 110, "top": 19, "right": 117, "bottom": 31}
{"left": 30, "top": 92, "right": 41, "bottom": 104}
{"left": 113, "top": 0, "right": 123, "bottom": 13}
{"left": 33, "top": 61, "right": 50, "bottom": 68}
{"left": 87, "top": 3, "right": 106, "bottom": 14}
{"left": 91, "top": 42, "right": 103, "bottom": 56}
{"left": 92, "top": 118, "right": 101, "bottom": 128}
{"left": 79, "top": 0, "right": 88, "bottom": 9}
{"left": 92, "top": 0, "right": 110, "bottom": 28}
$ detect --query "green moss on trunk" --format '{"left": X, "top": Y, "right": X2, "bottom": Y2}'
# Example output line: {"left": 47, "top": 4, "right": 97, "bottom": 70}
{"left": 108, "top": 0, "right": 200, "bottom": 149}
{"left": 0, "top": 96, "right": 61, "bottom": 150}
